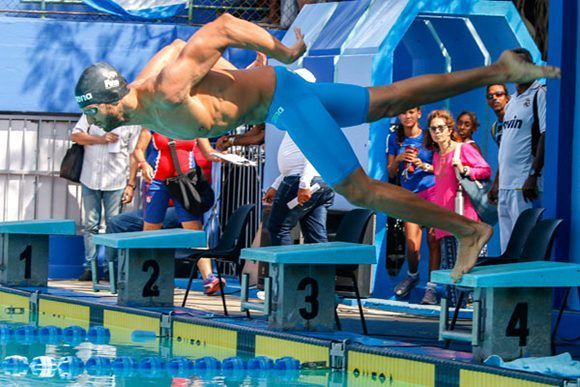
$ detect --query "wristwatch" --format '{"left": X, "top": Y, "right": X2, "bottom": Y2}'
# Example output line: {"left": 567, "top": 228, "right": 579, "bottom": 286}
{"left": 529, "top": 168, "right": 542, "bottom": 177}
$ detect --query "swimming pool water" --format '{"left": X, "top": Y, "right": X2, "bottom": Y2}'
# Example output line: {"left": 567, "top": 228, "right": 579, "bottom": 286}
{"left": 0, "top": 320, "right": 338, "bottom": 386}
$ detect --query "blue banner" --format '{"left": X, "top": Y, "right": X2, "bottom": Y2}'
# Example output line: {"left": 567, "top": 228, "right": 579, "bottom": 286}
{"left": 81, "top": 0, "right": 187, "bottom": 19}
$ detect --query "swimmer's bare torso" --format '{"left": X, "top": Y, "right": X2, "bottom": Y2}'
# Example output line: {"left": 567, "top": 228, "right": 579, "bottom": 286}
{"left": 132, "top": 65, "right": 276, "bottom": 140}
{"left": 92, "top": 14, "right": 306, "bottom": 138}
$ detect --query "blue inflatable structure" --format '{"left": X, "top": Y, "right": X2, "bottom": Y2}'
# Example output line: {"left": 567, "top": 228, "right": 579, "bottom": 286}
{"left": 266, "top": 0, "right": 547, "bottom": 297}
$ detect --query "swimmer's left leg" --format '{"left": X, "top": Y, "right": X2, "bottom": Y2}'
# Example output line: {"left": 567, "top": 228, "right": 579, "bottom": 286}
{"left": 333, "top": 169, "right": 492, "bottom": 281}
{"left": 365, "top": 50, "right": 560, "bottom": 121}
{"left": 279, "top": 91, "right": 490, "bottom": 279}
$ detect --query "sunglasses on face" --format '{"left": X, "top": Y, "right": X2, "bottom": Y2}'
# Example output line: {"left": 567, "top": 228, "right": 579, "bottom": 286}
{"left": 486, "top": 91, "right": 507, "bottom": 100}
{"left": 429, "top": 125, "right": 447, "bottom": 133}
{"left": 83, "top": 107, "right": 98, "bottom": 117}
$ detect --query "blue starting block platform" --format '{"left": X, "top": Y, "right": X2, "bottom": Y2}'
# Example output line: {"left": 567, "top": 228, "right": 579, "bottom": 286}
{"left": 0, "top": 220, "right": 76, "bottom": 287}
{"left": 93, "top": 229, "right": 206, "bottom": 307}
{"left": 0, "top": 220, "right": 76, "bottom": 235}
{"left": 431, "top": 261, "right": 580, "bottom": 288}
{"left": 431, "top": 261, "right": 580, "bottom": 361}
{"left": 240, "top": 242, "right": 375, "bottom": 331}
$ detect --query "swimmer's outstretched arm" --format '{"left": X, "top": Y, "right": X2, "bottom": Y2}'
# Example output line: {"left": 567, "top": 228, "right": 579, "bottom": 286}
{"left": 136, "top": 39, "right": 238, "bottom": 82}
{"left": 155, "top": 13, "right": 305, "bottom": 102}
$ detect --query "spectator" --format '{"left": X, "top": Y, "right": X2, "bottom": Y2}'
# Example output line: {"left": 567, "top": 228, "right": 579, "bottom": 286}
{"left": 107, "top": 138, "right": 182, "bottom": 235}
{"left": 133, "top": 129, "right": 225, "bottom": 295}
{"left": 71, "top": 115, "right": 140, "bottom": 281}
{"left": 486, "top": 83, "right": 510, "bottom": 207}
{"left": 424, "top": 109, "right": 491, "bottom": 306}
{"left": 262, "top": 68, "right": 334, "bottom": 246}
{"left": 486, "top": 83, "right": 510, "bottom": 147}
{"left": 256, "top": 0, "right": 280, "bottom": 25}
{"left": 262, "top": 131, "right": 334, "bottom": 246}
{"left": 495, "top": 48, "right": 546, "bottom": 253}
{"left": 455, "top": 111, "right": 482, "bottom": 154}
{"left": 387, "top": 107, "right": 440, "bottom": 305}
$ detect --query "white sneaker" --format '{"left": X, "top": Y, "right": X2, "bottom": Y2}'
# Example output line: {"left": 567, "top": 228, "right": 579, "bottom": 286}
{"left": 257, "top": 291, "right": 265, "bottom": 301}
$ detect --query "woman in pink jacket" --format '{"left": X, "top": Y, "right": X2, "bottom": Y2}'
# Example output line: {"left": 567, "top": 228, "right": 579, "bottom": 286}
{"left": 417, "top": 110, "right": 492, "bottom": 306}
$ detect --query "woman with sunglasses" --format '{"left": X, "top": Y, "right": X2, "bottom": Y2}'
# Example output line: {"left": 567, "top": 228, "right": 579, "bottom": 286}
{"left": 421, "top": 110, "right": 492, "bottom": 306}
{"left": 387, "top": 107, "right": 441, "bottom": 305}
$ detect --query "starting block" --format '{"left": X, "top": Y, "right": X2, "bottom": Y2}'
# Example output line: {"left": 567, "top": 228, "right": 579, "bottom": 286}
{"left": 93, "top": 229, "right": 206, "bottom": 307}
{"left": 431, "top": 261, "right": 580, "bottom": 361}
{"left": 240, "top": 242, "right": 375, "bottom": 331}
{"left": 0, "top": 220, "right": 76, "bottom": 287}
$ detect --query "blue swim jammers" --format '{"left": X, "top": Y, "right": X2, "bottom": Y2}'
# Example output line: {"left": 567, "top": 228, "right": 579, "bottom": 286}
{"left": 265, "top": 66, "right": 370, "bottom": 186}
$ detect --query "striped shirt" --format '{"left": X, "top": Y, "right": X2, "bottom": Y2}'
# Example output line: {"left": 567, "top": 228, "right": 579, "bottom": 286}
{"left": 72, "top": 115, "right": 140, "bottom": 191}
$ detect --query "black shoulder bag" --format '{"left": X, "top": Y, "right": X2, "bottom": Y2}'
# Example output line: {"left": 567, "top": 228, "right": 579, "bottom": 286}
{"left": 165, "top": 140, "right": 215, "bottom": 216}
{"left": 59, "top": 143, "right": 84, "bottom": 183}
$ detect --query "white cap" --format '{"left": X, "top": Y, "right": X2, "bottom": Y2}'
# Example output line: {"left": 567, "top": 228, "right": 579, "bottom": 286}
{"left": 294, "top": 68, "right": 317, "bottom": 83}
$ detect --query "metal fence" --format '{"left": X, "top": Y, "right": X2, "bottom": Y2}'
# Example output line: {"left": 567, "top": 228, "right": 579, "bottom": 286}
{"left": 0, "top": 114, "right": 83, "bottom": 226}
{"left": 212, "top": 142, "right": 264, "bottom": 276}
{"left": 0, "top": 0, "right": 313, "bottom": 27}
{"left": 0, "top": 114, "right": 263, "bottom": 273}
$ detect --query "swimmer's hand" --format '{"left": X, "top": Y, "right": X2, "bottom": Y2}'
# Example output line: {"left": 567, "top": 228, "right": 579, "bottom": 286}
{"left": 246, "top": 52, "right": 268, "bottom": 69}
{"left": 281, "top": 28, "right": 306, "bottom": 64}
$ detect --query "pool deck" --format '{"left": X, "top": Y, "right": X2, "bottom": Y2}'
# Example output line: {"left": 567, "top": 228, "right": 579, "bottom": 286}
{"left": 0, "top": 279, "right": 574, "bottom": 386}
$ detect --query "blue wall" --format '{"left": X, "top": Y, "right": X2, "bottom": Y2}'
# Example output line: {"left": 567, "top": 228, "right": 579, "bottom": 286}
{"left": 546, "top": 0, "right": 579, "bottom": 312}
{"left": 0, "top": 17, "right": 282, "bottom": 113}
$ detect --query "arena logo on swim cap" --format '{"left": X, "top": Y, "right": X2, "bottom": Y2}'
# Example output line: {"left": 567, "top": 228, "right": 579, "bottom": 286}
{"left": 76, "top": 93, "right": 93, "bottom": 104}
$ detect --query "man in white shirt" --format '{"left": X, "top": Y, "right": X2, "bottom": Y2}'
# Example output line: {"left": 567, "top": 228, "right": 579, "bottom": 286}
{"left": 262, "top": 132, "right": 334, "bottom": 245}
{"left": 497, "top": 48, "right": 546, "bottom": 252}
{"left": 71, "top": 114, "right": 141, "bottom": 281}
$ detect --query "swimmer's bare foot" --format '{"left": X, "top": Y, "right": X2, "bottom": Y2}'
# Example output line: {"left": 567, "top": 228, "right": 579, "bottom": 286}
{"left": 496, "top": 50, "right": 561, "bottom": 84}
{"left": 451, "top": 222, "right": 493, "bottom": 282}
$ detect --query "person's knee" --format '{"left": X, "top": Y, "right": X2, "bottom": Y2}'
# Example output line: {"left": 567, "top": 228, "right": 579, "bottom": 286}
{"left": 334, "top": 174, "right": 372, "bottom": 207}
{"left": 406, "top": 238, "right": 420, "bottom": 254}
{"left": 108, "top": 217, "right": 121, "bottom": 233}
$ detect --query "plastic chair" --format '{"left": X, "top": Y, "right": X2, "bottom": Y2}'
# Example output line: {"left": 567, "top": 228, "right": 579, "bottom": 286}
{"left": 181, "top": 204, "right": 256, "bottom": 315}
{"left": 476, "top": 208, "right": 545, "bottom": 266}
{"left": 333, "top": 208, "right": 374, "bottom": 335}
{"left": 520, "top": 219, "right": 563, "bottom": 261}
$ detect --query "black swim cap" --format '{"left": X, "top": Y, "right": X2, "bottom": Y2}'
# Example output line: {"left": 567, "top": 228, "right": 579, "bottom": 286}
{"left": 75, "top": 62, "right": 129, "bottom": 108}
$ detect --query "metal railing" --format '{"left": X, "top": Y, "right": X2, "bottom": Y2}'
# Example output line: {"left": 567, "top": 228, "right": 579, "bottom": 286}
{"left": 213, "top": 142, "right": 264, "bottom": 276}
{"left": 0, "top": 114, "right": 83, "bottom": 225}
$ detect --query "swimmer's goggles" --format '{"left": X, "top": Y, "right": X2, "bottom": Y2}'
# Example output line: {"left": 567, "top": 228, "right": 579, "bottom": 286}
{"left": 83, "top": 107, "right": 98, "bottom": 117}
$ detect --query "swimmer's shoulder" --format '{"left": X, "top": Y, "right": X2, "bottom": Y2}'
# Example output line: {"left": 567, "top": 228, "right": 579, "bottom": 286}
{"left": 131, "top": 76, "right": 186, "bottom": 110}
